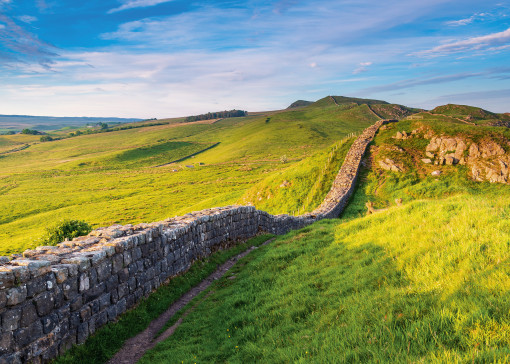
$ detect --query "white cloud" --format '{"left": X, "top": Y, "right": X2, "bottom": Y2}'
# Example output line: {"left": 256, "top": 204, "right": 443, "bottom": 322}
{"left": 415, "top": 27, "right": 510, "bottom": 56}
{"left": 17, "top": 15, "right": 38, "bottom": 24}
{"left": 0, "top": 23, "right": 5, "bottom": 29}
{"left": 353, "top": 61, "right": 372, "bottom": 74}
{"left": 446, "top": 16, "right": 475, "bottom": 26}
{"left": 108, "top": 0, "right": 174, "bottom": 14}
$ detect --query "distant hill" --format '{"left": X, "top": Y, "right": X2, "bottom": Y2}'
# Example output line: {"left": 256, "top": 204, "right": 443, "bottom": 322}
{"left": 428, "top": 104, "right": 510, "bottom": 126}
{"left": 287, "top": 100, "right": 313, "bottom": 109}
{"left": 0, "top": 114, "right": 142, "bottom": 132}
{"left": 311, "top": 96, "right": 419, "bottom": 120}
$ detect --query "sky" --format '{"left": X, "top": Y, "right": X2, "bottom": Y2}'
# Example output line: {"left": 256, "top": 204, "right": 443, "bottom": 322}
{"left": 0, "top": 0, "right": 509, "bottom": 118}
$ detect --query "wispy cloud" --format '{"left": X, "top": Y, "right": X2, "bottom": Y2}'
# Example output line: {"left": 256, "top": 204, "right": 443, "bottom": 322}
{"left": 360, "top": 72, "right": 483, "bottom": 94}
{"left": 0, "top": 13, "right": 59, "bottom": 67}
{"left": 415, "top": 27, "right": 510, "bottom": 56}
{"left": 353, "top": 61, "right": 372, "bottom": 74}
{"left": 108, "top": 0, "right": 174, "bottom": 14}
{"left": 17, "top": 15, "right": 38, "bottom": 24}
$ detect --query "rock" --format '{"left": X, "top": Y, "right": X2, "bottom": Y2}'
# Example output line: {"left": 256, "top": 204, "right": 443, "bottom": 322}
{"left": 279, "top": 180, "right": 290, "bottom": 188}
{"left": 421, "top": 158, "right": 432, "bottom": 164}
{"left": 425, "top": 151, "right": 435, "bottom": 159}
{"left": 431, "top": 170, "right": 442, "bottom": 176}
{"left": 379, "top": 158, "right": 402, "bottom": 172}
{"left": 444, "top": 154, "right": 458, "bottom": 165}
{"left": 471, "top": 164, "right": 484, "bottom": 181}
{"left": 439, "top": 138, "right": 457, "bottom": 152}
{"left": 6, "top": 285, "right": 27, "bottom": 306}
{"left": 426, "top": 137, "right": 441, "bottom": 152}
{"left": 469, "top": 143, "right": 481, "bottom": 159}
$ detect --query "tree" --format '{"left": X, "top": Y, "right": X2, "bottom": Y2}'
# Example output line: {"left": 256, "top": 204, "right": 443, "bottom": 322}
{"left": 21, "top": 128, "right": 38, "bottom": 135}
{"left": 40, "top": 135, "right": 53, "bottom": 142}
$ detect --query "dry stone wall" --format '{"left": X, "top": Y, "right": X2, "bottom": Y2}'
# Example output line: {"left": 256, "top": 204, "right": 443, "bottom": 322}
{"left": 0, "top": 119, "right": 393, "bottom": 363}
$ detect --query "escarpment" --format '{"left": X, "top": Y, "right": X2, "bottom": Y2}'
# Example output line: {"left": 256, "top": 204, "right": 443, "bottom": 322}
{"left": 376, "top": 125, "right": 510, "bottom": 184}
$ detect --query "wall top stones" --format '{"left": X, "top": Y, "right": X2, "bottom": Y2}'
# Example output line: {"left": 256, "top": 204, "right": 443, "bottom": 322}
{"left": 0, "top": 119, "right": 394, "bottom": 363}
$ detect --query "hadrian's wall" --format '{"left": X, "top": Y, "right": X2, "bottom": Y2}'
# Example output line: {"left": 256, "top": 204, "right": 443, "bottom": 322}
{"left": 0, "top": 119, "right": 393, "bottom": 363}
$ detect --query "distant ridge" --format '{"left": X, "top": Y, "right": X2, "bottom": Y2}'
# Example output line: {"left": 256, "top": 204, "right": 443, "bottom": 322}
{"left": 0, "top": 114, "right": 142, "bottom": 131}
{"left": 287, "top": 100, "right": 313, "bottom": 109}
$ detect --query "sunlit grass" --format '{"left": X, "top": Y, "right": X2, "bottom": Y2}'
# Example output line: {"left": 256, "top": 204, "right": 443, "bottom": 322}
{"left": 140, "top": 194, "right": 510, "bottom": 363}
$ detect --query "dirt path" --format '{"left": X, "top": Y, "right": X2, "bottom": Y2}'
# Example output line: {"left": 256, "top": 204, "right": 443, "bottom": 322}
{"left": 367, "top": 105, "right": 383, "bottom": 120}
{"left": 423, "top": 111, "right": 476, "bottom": 126}
{"left": 108, "top": 238, "right": 275, "bottom": 364}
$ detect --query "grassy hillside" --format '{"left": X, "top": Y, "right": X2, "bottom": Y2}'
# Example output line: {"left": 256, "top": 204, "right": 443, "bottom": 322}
{"left": 0, "top": 98, "right": 379, "bottom": 255}
{"left": 140, "top": 192, "right": 510, "bottom": 363}
{"left": 239, "top": 136, "right": 356, "bottom": 215}
{"left": 425, "top": 104, "right": 510, "bottom": 127}
{"left": 343, "top": 113, "right": 510, "bottom": 219}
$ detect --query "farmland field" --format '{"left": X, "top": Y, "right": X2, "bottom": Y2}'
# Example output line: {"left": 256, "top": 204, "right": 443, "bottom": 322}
{"left": 0, "top": 97, "right": 379, "bottom": 255}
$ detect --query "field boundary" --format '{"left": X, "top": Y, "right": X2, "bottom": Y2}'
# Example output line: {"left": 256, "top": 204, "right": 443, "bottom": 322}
{"left": 154, "top": 142, "right": 220, "bottom": 167}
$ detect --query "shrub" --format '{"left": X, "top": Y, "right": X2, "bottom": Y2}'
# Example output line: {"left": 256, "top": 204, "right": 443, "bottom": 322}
{"left": 41, "top": 219, "right": 92, "bottom": 246}
{"left": 40, "top": 135, "right": 53, "bottom": 142}
{"left": 280, "top": 155, "right": 288, "bottom": 164}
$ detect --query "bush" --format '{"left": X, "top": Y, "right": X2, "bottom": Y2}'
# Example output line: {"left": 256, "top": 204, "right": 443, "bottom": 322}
{"left": 40, "top": 135, "right": 53, "bottom": 142}
{"left": 41, "top": 220, "right": 92, "bottom": 246}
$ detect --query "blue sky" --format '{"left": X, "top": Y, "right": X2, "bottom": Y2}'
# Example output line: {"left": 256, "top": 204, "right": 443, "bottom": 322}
{"left": 0, "top": 0, "right": 509, "bottom": 117}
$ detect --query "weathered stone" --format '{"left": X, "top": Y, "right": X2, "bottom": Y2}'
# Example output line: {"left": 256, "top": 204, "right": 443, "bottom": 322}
{"left": 431, "top": 170, "right": 442, "bottom": 176}
{"left": 34, "top": 291, "right": 55, "bottom": 317}
{"left": 14, "top": 320, "right": 43, "bottom": 347}
{"left": 61, "top": 256, "right": 90, "bottom": 272}
{"left": 0, "top": 271, "right": 15, "bottom": 290}
{"left": 6, "top": 285, "right": 27, "bottom": 306}
{"left": 20, "top": 302, "right": 38, "bottom": 327}
{"left": 41, "top": 312, "right": 59, "bottom": 334}
{"left": 79, "top": 273, "right": 90, "bottom": 292}
{"left": 421, "top": 158, "right": 432, "bottom": 164}
{"left": 2, "top": 306, "right": 21, "bottom": 331}
{"left": 51, "top": 267, "right": 68, "bottom": 284}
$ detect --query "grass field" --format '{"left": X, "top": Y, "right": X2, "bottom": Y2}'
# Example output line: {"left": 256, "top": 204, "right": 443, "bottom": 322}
{"left": 0, "top": 97, "right": 379, "bottom": 255}
{"left": 139, "top": 192, "right": 510, "bottom": 363}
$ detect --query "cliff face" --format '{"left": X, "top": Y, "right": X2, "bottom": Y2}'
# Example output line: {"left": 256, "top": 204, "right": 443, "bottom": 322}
{"left": 376, "top": 125, "right": 510, "bottom": 184}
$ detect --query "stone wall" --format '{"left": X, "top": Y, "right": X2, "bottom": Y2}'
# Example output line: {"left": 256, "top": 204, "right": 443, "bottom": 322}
{"left": 0, "top": 119, "right": 393, "bottom": 363}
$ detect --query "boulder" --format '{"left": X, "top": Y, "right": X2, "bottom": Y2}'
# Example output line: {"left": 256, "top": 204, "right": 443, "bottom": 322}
{"left": 421, "top": 158, "right": 432, "bottom": 164}
{"left": 379, "top": 158, "right": 402, "bottom": 172}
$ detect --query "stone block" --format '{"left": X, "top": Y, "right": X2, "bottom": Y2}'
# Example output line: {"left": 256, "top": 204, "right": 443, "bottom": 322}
{"left": 34, "top": 291, "right": 55, "bottom": 317}
{"left": 2, "top": 306, "right": 21, "bottom": 331}
{"left": 6, "top": 285, "right": 27, "bottom": 306}
{"left": 20, "top": 302, "right": 38, "bottom": 328}
{"left": 14, "top": 320, "right": 43, "bottom": 347}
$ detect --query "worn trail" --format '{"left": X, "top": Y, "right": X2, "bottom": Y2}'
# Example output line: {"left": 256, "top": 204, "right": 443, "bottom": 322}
{"left": 108, "top": 238, "right": 274, "bottom": 364}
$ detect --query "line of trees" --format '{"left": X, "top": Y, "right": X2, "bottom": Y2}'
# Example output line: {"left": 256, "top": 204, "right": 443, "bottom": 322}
{"left": 185, "top": 110, "right": 247, "bottom": 122}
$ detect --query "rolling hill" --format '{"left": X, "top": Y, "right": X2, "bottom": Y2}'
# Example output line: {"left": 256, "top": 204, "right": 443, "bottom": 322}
{"left": 8, "top": 95, "right": 508, "bottom": 364}
{"left": 0, "top": 95, "right": 385, "bottom": 255}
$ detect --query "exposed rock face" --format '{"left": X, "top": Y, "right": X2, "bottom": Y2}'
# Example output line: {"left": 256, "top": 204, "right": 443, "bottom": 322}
{"left": 379, "top": 158, "right": 403, "bottom": 172}
{"left": 425, "top": 136, "right": 467, "bottom": 165}
{"left": 425, "top": 135, "right": 509, "bottom": 183}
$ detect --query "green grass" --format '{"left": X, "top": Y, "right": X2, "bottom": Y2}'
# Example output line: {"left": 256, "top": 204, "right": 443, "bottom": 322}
{"left": 0, "top": 99, "right": 377, "bottom": 255}
{"left": 342, "top": 117, "right": 510, "bottom": 219}
{"left": 239, "top": 137, "right": 356, "bottom": 215}
{"left": 54, "top": 234, "right": 274, "bottom": 364}
{"left": 139, "top": 193, "right": 510, "bottom": 363}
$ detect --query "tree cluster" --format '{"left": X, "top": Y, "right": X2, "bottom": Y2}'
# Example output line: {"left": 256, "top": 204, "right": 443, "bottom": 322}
{"left": 185, "top": 110, "right": 247, "bottom": 122}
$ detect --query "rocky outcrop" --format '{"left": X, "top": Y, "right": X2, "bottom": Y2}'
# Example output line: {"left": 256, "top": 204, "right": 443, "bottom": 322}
{"left": 424, "top": 135, "right": 510, "bottom": 183}
{"left": 379, "top": 158, "right": 403, "bottom": 172}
